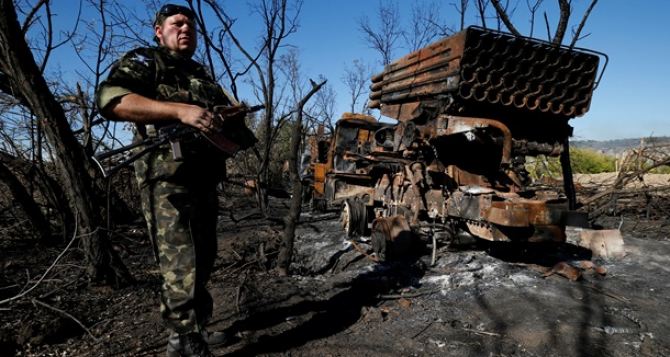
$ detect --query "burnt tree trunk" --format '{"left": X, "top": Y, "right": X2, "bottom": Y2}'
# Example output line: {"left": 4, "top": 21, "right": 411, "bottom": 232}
{"left": 278, "top": 79, "right": 326, "bottom": 276}
{"left": 0, "top": 151, "right": 74, "bottom": 240}
{"left": 0, "top": 0, "right": 132, "bottom": 286}
{"left": 29, "top": 164, "right": 76, "bottom": 239}
{"left": 0, "top": 160, "right": 52, "bottom": 243}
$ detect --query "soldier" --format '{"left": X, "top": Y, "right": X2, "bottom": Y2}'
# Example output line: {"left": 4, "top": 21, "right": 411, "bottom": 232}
{"left": 96, "top": 4, "right": 235, "bottom": 356}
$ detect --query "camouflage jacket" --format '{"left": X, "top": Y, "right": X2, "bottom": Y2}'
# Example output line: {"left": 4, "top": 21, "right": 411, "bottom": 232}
{"left": 96, "top": 46, "right": 234, "bottom": 183}
{"left": 96, "top": 46, "right": 236, "bottom": 135}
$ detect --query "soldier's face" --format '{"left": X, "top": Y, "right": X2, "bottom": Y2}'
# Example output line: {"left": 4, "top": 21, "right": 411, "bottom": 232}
{"left": 155, "top": 14, "right": 197, "bottom": 56}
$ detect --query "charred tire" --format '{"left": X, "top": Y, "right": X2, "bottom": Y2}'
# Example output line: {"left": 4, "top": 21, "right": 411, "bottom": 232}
{"left": 341, "top": 198, "right": 367, "bottom": 237}
{"left": 341, "top": 199, "right": 355, "bottom": 237}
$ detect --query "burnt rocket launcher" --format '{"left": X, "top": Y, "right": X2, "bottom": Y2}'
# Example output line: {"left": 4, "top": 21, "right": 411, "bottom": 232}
{"left": 369, "top": 26, "right": 605, "bottom": 119}
{"left": 310, "top": 27, "right": 622, "bottom": 261}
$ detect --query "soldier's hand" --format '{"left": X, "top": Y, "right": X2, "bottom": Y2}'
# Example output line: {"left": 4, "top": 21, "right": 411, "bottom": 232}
{"left": 178, "top": 105, "right": 215, "bottom": 133}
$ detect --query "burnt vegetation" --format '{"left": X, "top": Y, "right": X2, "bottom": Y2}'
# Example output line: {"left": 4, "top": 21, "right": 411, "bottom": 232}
{"left": 1, "top": 1, "right": 669, "bottom": 356}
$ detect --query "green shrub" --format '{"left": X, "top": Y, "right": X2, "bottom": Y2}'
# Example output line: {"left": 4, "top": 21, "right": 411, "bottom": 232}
{"left": 525, "top": 155, "right": 561, "bottom": 180}
{"left": 650, "top": 165, "right": 670, "bottom": 174}
{"left": 570, "top": 147, "right": 616, "bottom": 173}
{"left": 525, "top": 147, "right": 616, "bottom": 179}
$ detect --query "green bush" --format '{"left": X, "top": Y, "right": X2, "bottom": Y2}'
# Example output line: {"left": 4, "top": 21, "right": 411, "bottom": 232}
{"left": 525, "top": 155, "right": 561, "bottom": 180}
{"left": 650, "top": 165, "right": 670, "bottom": 174}
{"left": 525, "top": 147, "right": 616, "bottom": 179}
{"left": 570, "top": 147, "right": 616, "bottom": 173}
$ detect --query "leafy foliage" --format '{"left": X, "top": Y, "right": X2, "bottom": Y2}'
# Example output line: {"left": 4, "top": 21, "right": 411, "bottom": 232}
{"left": 526, "top": 147, "right": 616, "bottom": 180}
{"left": 570, "top": 147, "right": 616, "bottom": 174}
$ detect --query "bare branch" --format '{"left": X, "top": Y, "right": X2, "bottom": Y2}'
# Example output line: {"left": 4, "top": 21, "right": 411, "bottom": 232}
{"left": 475, "top": 0, "right": 490, "bottom": 28}
{"left": 403, "top": 1, "right": 442, "bottom": 51}
{"left": 38, "top": 1, "right": 53, "bottom": 73}
{"left": 20, "top": 0, "right": 47, "bottom": 34}
{"left": 32, "top": 298, "right": 101, "bottom": 342}
{"left": 187, "top": 0, "right": 217, "bottom": 80}
{"left": 342, "top": 59, "right": 369, "bottom": 113}
{"left": 553, "top": 0, "right": 571, "bottom": 44}
{"left": 453, "top": 0, "right": 469, "bottom": 31}
{"left": 278, "top": 77, "right": 326, "bottom": 275}
{"left": 202, "top": 0, "right": 266, "bottom": 100}
{"left": 491, "top": 0, "right": 522, "bottom": 36}
{"left": 569, "top": 0, "right": 598, "bottom": 48}
{"left": 358, "top": 1, "right": 402, "bottom": 65}
{"left": 311, "top": 78, "right": 336, "bottom": 130}
{"left": 526, "top": 0, "right": 544, "bottom": 37}
{"left": 543, "top": 11, "right": 552, "bottom": 41}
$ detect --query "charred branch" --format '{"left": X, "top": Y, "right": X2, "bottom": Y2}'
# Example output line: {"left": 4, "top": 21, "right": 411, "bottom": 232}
{"left": 578, "top": 142, "right": 670, "bottom": 220}
{"left": 0, "top": 159, "right": 51, "bottom": 242}
{"left": 358, "top": 1, "right": 402, "bottom": 66}
{"left": 553, "top": 0, "right": 571, "bottom": 45}
{"left": 278, "top": 78, "right": 326, "bottom": 276}
{"left": 569, "top": 0, "right": 598, "bottom": 48}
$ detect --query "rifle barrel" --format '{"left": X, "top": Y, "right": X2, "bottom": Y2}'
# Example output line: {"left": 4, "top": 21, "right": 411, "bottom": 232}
{"left": 94, "top": 139, "right": 149, "bottom": 160}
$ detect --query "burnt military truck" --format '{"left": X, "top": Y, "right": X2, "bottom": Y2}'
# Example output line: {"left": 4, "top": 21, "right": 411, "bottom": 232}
{"left": 310, "top": 27, "right": 606, "bottom": 259}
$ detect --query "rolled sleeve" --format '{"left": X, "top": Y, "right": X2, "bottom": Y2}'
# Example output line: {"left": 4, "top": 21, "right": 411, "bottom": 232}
{"left": 95, "top": 47, "right": 156, "bottom": 115}
{"left": 95, "top": 85, "right": 133, "bottom": 112}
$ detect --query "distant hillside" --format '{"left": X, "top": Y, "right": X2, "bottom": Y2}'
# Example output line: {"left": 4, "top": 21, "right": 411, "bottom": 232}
{"left": 572, "top": 136, "right": 670, "bottom": 156}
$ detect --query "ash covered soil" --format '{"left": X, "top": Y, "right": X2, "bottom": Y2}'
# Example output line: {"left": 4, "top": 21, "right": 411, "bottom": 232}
{"left": 2, "top": 194, "right": 670, "bottom": 357}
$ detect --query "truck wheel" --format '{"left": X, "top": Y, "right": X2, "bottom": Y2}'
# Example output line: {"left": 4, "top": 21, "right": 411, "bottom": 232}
{"left": 342, "top": 198, "right": 368, "bottom": 237}
{"left": 341, "top": 199, "right": 357, "bottom": 237}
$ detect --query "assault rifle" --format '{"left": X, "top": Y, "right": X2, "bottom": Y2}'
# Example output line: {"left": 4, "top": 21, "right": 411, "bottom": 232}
{"left": 92, "top": 104, "right": 262, "bottom": 178}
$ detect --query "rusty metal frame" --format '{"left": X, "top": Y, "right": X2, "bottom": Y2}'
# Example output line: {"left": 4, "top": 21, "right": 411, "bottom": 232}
{"left": 312, "top": 26, "right": 607, "bottom": 247}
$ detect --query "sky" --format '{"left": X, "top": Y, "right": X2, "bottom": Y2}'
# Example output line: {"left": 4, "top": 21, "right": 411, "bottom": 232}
{"left": 47, "top": 0, "right": 670, "bottom": 141}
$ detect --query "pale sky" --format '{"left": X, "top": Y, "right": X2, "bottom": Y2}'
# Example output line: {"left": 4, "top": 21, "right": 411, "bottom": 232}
{"left": 47, "top": 0, "right": 670, "bottom": 141}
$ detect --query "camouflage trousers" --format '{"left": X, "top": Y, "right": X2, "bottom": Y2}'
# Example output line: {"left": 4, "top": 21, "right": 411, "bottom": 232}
{"left": 135, "top": 143, "right": 225, "bottom": 334}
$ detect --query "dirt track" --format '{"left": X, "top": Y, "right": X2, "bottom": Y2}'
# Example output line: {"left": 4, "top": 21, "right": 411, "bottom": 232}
{"left": 2, "top": 196, "right": 670, "bottom": 356}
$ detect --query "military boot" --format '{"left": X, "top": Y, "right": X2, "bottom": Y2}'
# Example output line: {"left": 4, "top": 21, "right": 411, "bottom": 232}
{"left": 200, "top": 330, "right": 228, "bottom": 346}
{"left": 166, "top": 332, "right": 214, "bottom": 357}
{"left": 168, "top": 330, "right": 228, "bottom": 347}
